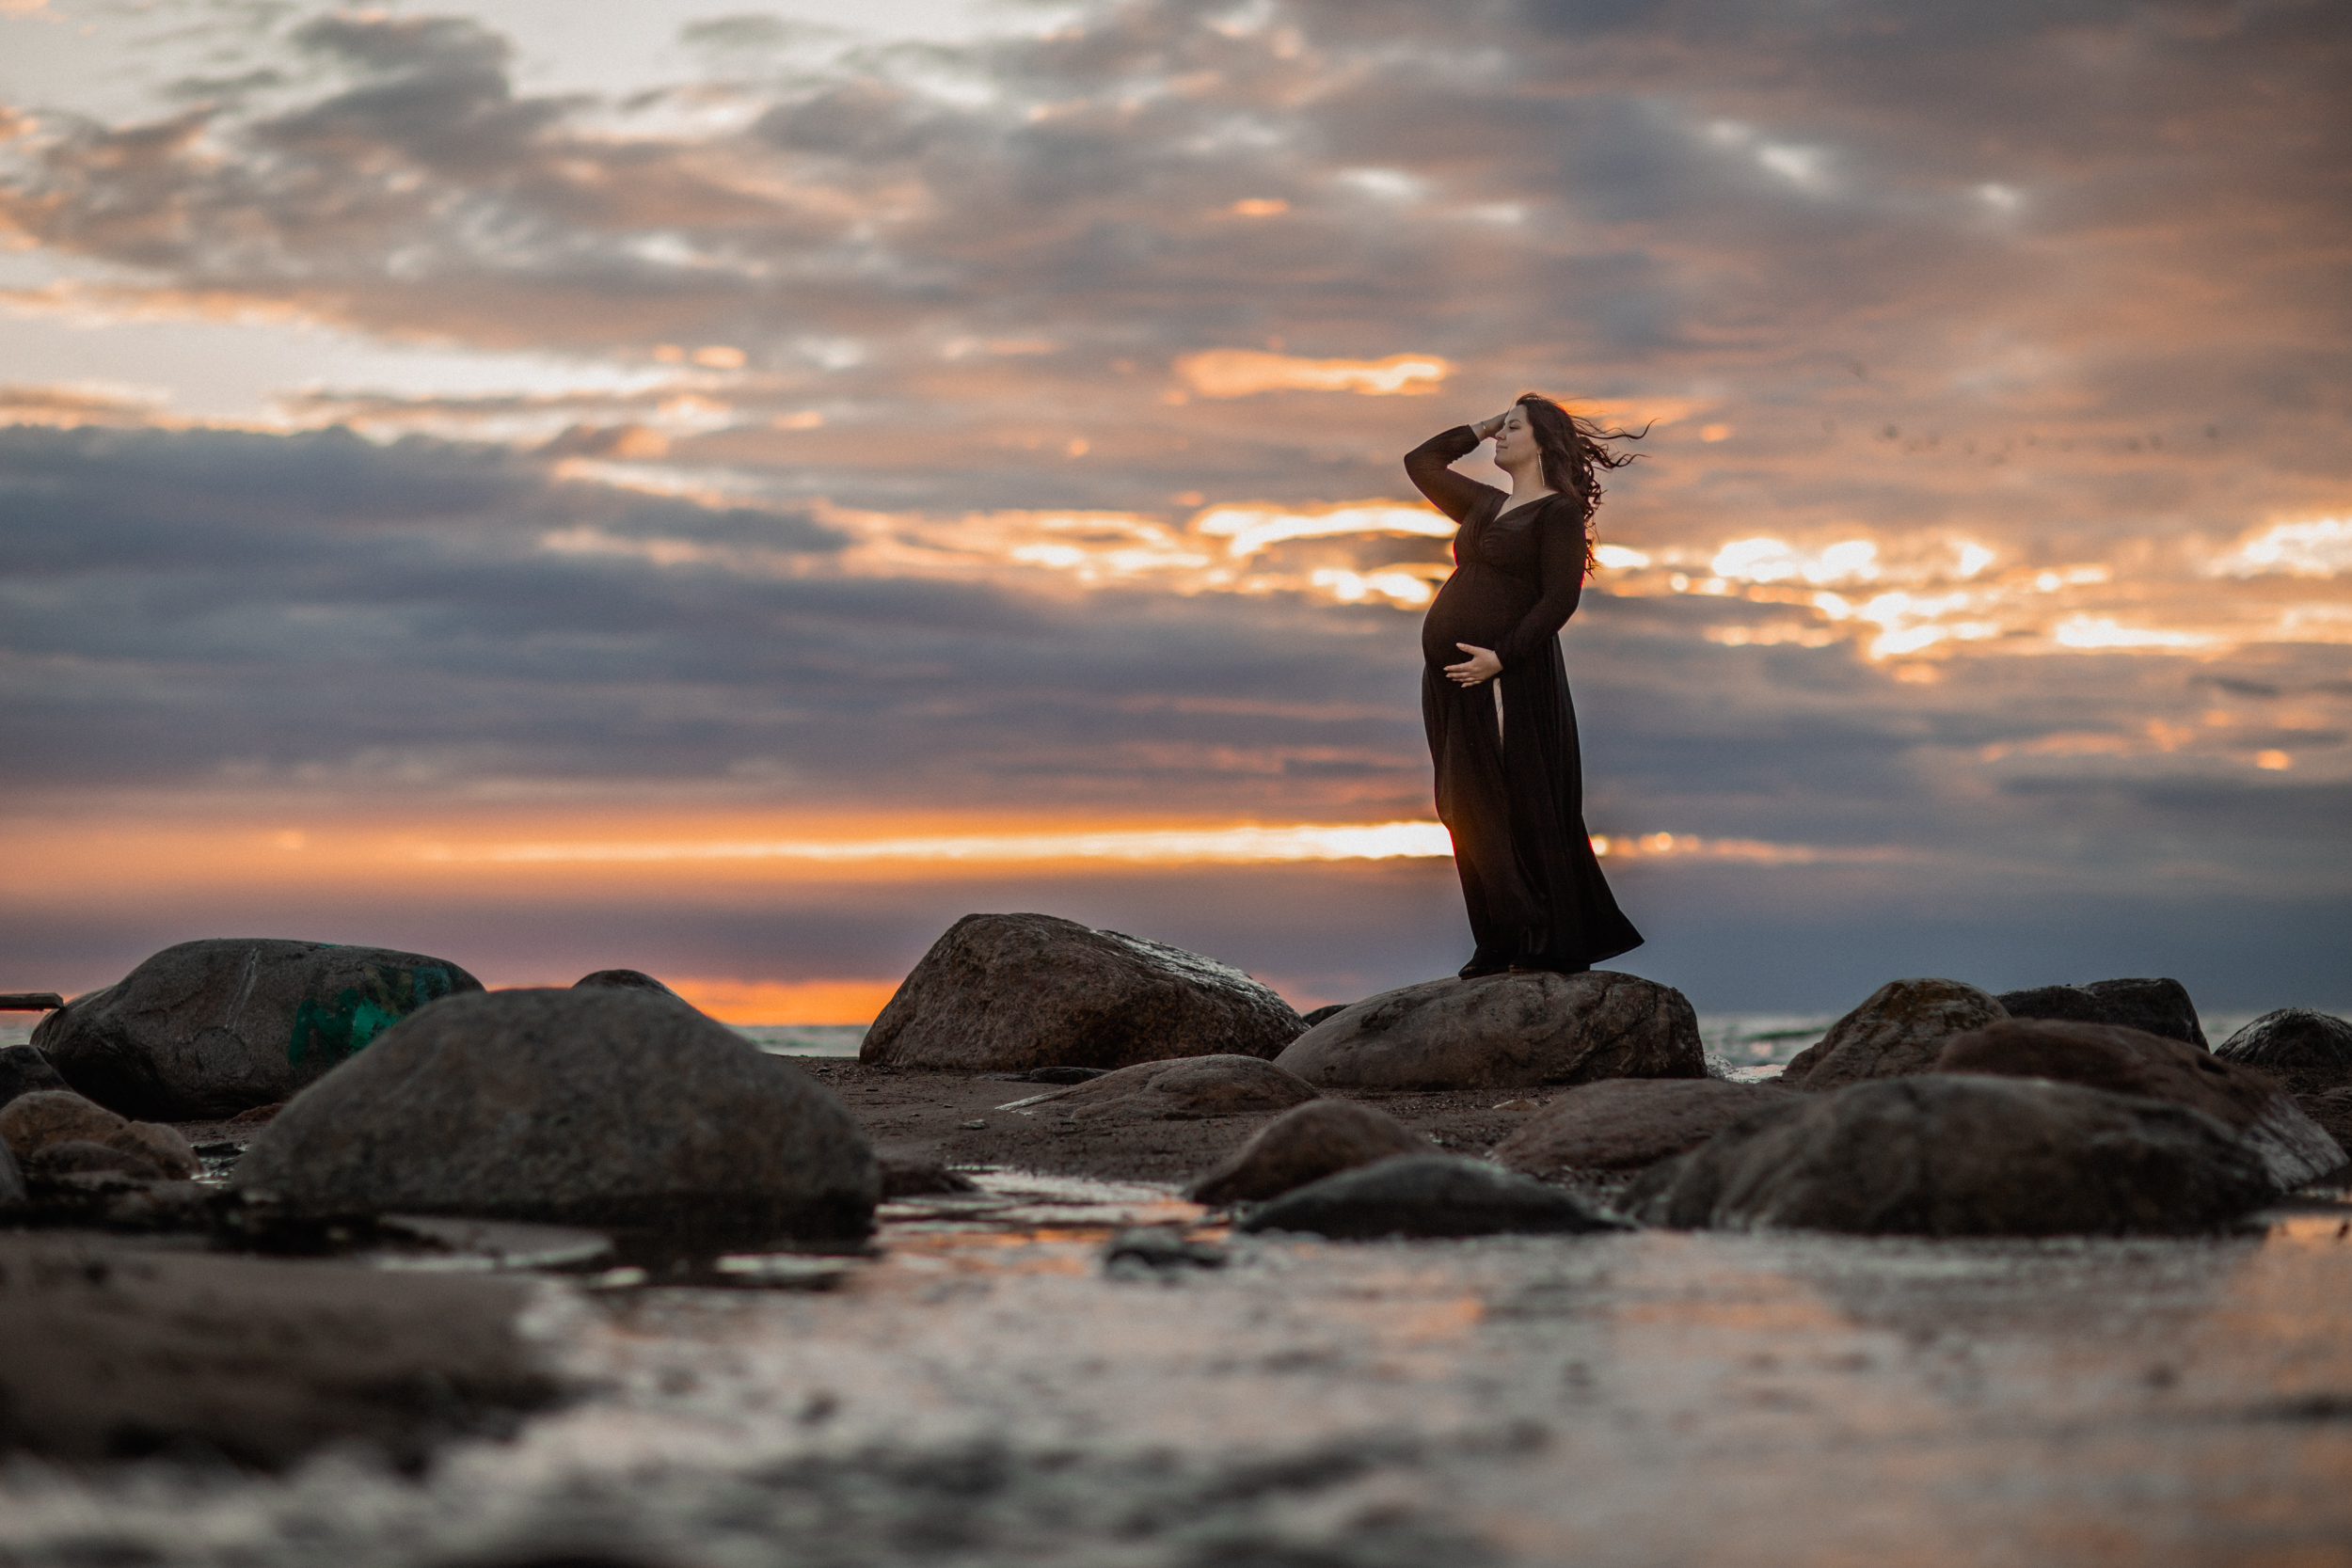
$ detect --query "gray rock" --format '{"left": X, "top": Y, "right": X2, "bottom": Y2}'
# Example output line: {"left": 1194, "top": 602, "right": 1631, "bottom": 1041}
{"left": 1237, "top": 1153, "right": 1629, "bottom": 1240}
{"left": 861, "top": 913, "right": 1306, "bottom": 1071}
{"left": 1490, "top": 1078, "right": 1797, "bottom": 1176}
{"left": 1103, "top": 1227, "right": 1228, "bottom": 1272}
{"left": 233, "top": 989, "right": 879, "bottom": 1246}
{"left": 0, "top": 1089, "right": 199, "bottom": 1179}
{"left": 573, "top": 969, "right": 682, "bottom": 997}
{"left": 2214, "top": 1008, "right": 2352, "bottom": 1095}
{"left": 877, "top": 1151, "right": 979, "bottom": 1197}
{"left": 1996, "top": 977, "right": 2207, "bottom": 1048}
{"left": 1628, "top": 1075, "right": 2273, "bottom": 1237}
{"left": 1935, "top": 1018, "right": 2345, "bottom": 1190}
{"left": 33, "top": 938, "right": 485, "bottom": 1119}
{"left": 0, "top": 1045, "right": 68, "bottom": 1109}
{"left": 1185, "top": 1100, "right": 1426, "bottom": 1205}
{"left": 28, "top": 1139, "right": 166, "bottom": 1182}
{"left": 1298, "top": 1003, "right": 1350, "bottom": 1028}
{"left": 0, "top": 1138, "right": 22, "bottom": 1212}
{"left": 1031, "top": 1053, "right": 1320, "bottom": 1122}
{"left": 1273, "top": 971, "right": 1701, "bottom": 1091}
{"left": 1777, "top": 978, "right": 2006, "bottom": 1092}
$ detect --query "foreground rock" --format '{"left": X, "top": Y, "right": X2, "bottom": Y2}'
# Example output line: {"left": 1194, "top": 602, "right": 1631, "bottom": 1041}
{"left": 34, "top": 938, "right": 485, "bottom": 1119}
{"left": 1491, "top": 1079, "right": 1796, "bottom": 1177}
{"left": 0, "top": 1233, "right": 564, "bottom": 1469}
{"left": 1030, "top": 1053, "right": 1319, "bottom": 1122}
{"left": 1186, "top": 1100, "right": 1425, "bottom": 1204}
{"left": 1778, "top": 978, "right": 2006, "bottom": 1091}
{"left": 1238, "top": 1153, "right": 1627, "bottom": 1239}
{"left": 1629, "top": 1076, "right": 2272, "bottom": 1236}
{"left": 1995, "top": 977, "right": 2206, "bottom": 1047}
{"left": 1936, "top": 1019, "right": 2345, "bottom": 1189}
{"left": 0, "top": 1089, "right": 199, "bottom": 1178}
{"left": 862, "top": 913, "right": 1306, "bottom": 1071}
{"left": 0, "top": 1139, "right": 21, "bottom": 1211}
{"left": 0, "top": 1044, "right": 68, "bottom": 1109}
{"left": 234, "top": 989, "right": 879, "bottom": 1246}
{"left": 1274, "top": 971, "right": 1701, "bottom": 1091}
{"left": 2214, "top": 1008, "right": 2352, "bottom": 1095}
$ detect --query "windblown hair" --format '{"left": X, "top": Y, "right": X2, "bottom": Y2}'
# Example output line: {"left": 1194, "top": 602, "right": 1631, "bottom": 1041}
{"left": 1513, "top": 392, "right": 1645, "bottom": 568}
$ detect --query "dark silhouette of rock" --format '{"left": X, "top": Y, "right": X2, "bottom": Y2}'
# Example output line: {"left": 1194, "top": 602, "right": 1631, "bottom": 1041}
{"left": 1778, "top": 979, "right": 2006, "bottom": 1091}
{"left": 0, "top": 1233, "right": 564, "bottom": 1470}
{"left": 876, "top": 1151, "right": 979, "bottom": 1197}
{"left": 32, "top": 938, "right": 485, "bottom": 1119}
{"left": 1490, "top": 1079, "right": 1797, "bottom": 1176}
{"left": 1629, "top": 1076, "right": 2272, "bottom": 1236}
{"left": 0, "top": 1139, "right": 22, "bottom": 1212}
{"left": 233, "top": 989, "right": 878, "bottom": 1246}
{"left": 861, "top": 913, "right": 1306, "bottom": 1071}
{"left": 1273, "top": 971, "right": 1701, "bottom": 1091}
{"left": 1185, "top": 1100, "right": 1426, "bottom": 1204}
{"left": 1103, "top": 1226, "right": 1228, "bottom": 1272}
{"left": 29, "top": 1139, "right": 166, "bottom": 1182}
{"left": 1299, "top": 1003, "right": 1350, "bottom": 1028}
{"left": 1935, "top": 1018, "right": 2344, "bottom": 1190}
{"left": 1996, "top": 977, "right": 2206, "bottom": 1048}
{"left": 0, "top": 1045, "right": 67, "bottom": 1110}
{"left": 1237, "top": 1153, "right": 1628, "bottom": 1240}
{"left": 0, "top": 1089, "right": 197, "bottom": 1178}
{"left": 1031, "top": 1053, "right": 1319, "bottom": 1122}
{"left": 572, "top": 969, "right": 682, "bottom": 997}
{"left": 2214, "top": 1009, "right": 2352, "bottom": 1095}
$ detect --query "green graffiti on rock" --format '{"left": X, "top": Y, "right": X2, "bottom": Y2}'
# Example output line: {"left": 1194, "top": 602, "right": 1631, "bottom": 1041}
{"left": 288, "top": 965, "right": 457, "bottom": 1069}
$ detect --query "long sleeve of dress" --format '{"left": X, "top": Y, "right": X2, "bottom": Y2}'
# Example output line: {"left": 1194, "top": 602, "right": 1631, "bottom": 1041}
{"left": 1405, "top": 425, "right": 1503, "bottom": 524}
{"left": 1496, "top": 504, "right": 1586, "bottom": 669}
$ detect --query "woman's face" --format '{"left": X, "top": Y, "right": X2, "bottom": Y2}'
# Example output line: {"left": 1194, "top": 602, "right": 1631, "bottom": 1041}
{"left": 1491, "top": 404, "right": 1536, "bottom": 470}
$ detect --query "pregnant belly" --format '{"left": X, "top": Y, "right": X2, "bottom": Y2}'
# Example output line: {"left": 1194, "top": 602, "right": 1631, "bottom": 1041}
{"left": 1421, "top": 568, "right": 1533, "bottom": 669}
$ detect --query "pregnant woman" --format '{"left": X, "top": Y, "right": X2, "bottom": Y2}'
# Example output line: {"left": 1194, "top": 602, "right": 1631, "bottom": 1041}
{"left": 1407, "top": 394, "right": 1645, "bottom": 977}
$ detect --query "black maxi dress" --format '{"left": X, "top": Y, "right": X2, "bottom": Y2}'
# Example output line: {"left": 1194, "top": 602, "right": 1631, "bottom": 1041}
{"left": 1407, "top": 425, "right": 1643, "bottom": 974}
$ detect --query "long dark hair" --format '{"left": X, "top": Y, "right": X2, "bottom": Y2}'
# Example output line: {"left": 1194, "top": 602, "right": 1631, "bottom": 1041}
{"left": 1514, "top": 392, "right": 1645, "bottom": 568}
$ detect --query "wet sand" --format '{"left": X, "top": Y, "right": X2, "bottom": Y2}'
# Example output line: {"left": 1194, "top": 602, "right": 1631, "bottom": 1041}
{"left": 2, "top": 1066, "right": 2348, "bottom": 1564}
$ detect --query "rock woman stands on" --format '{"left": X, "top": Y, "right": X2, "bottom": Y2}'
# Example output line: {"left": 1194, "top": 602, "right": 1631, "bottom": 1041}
{"left": 1407, "top": 395, "right": 1644, "bottom": 978}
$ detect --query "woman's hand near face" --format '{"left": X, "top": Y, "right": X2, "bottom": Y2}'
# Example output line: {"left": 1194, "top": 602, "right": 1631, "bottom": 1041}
{"left": 1470, "top": 411, "right": 1511, "bottom": 441}
{"left": 1446, "top": 643, "right": 1502, "bottom": 685}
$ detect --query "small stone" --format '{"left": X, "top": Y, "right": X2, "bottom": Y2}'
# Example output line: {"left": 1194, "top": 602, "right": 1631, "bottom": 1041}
{"left": 1103, "top": 1226, "right": 1228, "bottom": 1273}
{"left": 1491, "top": 1078, "right": 1797, "bottom": 1176}
{"left": 0, "top": 1089, "right": 129, "bottom": 1163}
{"left": 876, "top": 1152, "right": 980, "bottom": 1197}
{"left": 572, "top": 968, "right": 683, "bottom": 997}
{"left": 1777, "top": 978, "right": 2007, "bottom": 1092}
{"left": 1237, "top": 1153, "right": 1629, "bottom": 1240}
{"left": 958, "top": 1118, "right": 988, "bottom": 1130}
{"left": 1031, "top": 1053, "right": 1320, "bottom": 1122}
{"left": 112, "top": 1121, "right": 201, "bottom": 1180}
{"left": 2214, "top": 1009, "right": 2352, "bottom": 1096}
{"left": 1186, "top": 1100, "right": 1427, "bottom": 1205}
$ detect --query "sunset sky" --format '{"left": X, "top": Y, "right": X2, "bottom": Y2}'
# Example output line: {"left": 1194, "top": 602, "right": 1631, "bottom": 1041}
{"left": 4, "top": 0, "right": 2346, "bottom": 1021}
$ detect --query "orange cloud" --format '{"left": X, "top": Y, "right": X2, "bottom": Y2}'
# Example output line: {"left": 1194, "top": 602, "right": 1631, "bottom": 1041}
{"left": 1173, "top": 349, "right": 1452, "bottom": 398}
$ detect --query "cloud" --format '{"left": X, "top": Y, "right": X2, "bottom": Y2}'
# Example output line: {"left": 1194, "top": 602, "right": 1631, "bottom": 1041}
{"left": 1174, "top": 350, "right": 1452, "bottom": 398}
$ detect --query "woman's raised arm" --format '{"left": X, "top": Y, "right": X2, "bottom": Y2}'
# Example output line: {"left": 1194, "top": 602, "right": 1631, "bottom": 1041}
{"left": 1404, "top": 424, "right": 1507, "bottom": 525}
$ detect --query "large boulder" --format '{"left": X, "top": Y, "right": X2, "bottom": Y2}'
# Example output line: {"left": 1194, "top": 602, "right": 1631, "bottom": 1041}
{"left": 1027, "top": 1054, "right": 1319, "bottom": 1122}
{"left": 861, "top": 913, "right": 1305, "bottom": 1071}
{"left": 1629, "top": 1076, "right": 2272, "bottom": 1237}
{"left": 1490, "top": 1078, "right": 1795, "bottom": 1177}
{"left": 233, "top": 989, "right": 878, "bottom": 1246}
{"left": 1185, "top": 1100, "right": 1425, "bottom": 1204}
{"left": 33, "top": 939, "right": 485, "bottom": 1119}
{"left": 1935, "top": 1018, "right": 2344, "bottom": 1190}
{"left": 0, "top": 1045, "right": 68, "bottom": 1110}
{"left": 2214, "top": 1008, "right": 2352, "bottom": 1095}
{"left": 1272, "top": 971, "right": 1701, "bottom": 1091}
{"left": 1996, "top": 977, "right": 2206, "bottom": 1048}
{"left": 1236, "top": 1153, "right": 1627, "bottom": 1240}
{"left": 1777, "top": 978, "right": 2006, "bottom": 1092}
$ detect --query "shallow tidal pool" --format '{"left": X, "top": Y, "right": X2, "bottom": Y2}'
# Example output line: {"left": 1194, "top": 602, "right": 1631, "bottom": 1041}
{"left": 4, "top": 1172, "right": 2351, "bottom": 1567}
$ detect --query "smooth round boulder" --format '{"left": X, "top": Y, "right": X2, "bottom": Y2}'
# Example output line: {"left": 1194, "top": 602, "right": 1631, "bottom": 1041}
{"left": 1185, "top": 1100, "right": 1426, "bottom": 1205}
{"left": 1236, "top": 1153, "right": 1628, "bottom": 1240}
{"left": 0, "top": 1045, "right": 68, "bottom": 1110}
{"left": 0, "top": 1090, "right": 199, "bottom": 1179}
{"left": 232, "top": 989, "right": 879, "bottom": 1245}
{"left": 1030, "top": 1053, "right": 1319, "bottom": 1122}
{"left": 1628, "top": 1075, "right": 2273, "bottom": 1237}
{"left": 1936, "top": 1018, "right": 2344, "bottom": 1190}
{"left": 1273, "top": 971, "right": 1700, "bottom": 1091}
{"left": 2214, "top": 1008, "right": 2352, "bottom": 1096}
{"left": 573, "top": 969, "right": 683, "bottom": 998}
{"left": 861, "top": 913, "right": 1306, "bottom": 1071}
{"left": 1490, "top": 1078, "right": 1796, "bottom": 1177}
{"left": 1996, "top": 977, "right": 2206, "bottom": 1048}
{"left": 33, "top": 939, "right": 485, "bottom": 1119}
{"left": 1777, "top": 978, "right": 2006, "bottom": 1092}
{"left": 29, "top": 1140, "right": 166, "bottom": 1182}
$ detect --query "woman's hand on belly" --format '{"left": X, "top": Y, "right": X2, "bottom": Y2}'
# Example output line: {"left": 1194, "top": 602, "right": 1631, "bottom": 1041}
{"left": 1445, "top": 643, "right": 1502, "bottom": 686}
